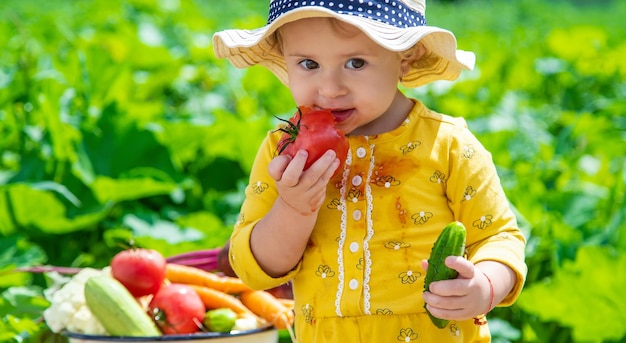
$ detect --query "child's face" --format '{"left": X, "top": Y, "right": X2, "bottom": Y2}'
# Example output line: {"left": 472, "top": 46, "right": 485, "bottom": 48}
{"left": 279, "top": 18, "right": 412, "bottom": 136}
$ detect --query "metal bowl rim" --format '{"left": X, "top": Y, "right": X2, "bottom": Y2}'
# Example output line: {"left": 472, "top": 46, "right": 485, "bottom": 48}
{"left": 64, "top": 325, "right": 276, "bottom": 341}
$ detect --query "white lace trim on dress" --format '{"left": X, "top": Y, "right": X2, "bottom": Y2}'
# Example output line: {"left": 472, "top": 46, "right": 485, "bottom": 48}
{"left": 335, "top": 146, "right": 351, "bottom": 317}
{"left": 363, "top": 141, "right": 375, "bottom": 314}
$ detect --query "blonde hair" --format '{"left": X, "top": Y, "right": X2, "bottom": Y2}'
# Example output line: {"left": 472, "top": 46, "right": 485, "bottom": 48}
{"left": 400, "top": 43, "right": 427, "bottom": 66}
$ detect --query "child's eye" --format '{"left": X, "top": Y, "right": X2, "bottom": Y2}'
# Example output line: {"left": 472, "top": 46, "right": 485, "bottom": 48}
{"left": 298, "top": 59, "right": 319, "bottom": 70}
{"left": 346, "top": 58, "right": 366, "bottom": 70}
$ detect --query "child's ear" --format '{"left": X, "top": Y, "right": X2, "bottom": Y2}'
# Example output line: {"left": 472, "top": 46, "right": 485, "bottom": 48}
{"left": 400, "top": 43, "right": 426, "bottom": 77}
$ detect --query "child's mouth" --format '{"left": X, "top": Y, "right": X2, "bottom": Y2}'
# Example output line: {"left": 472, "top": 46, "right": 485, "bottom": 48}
{"left": 330, "top": 109, "right": 353, "bottom": 123}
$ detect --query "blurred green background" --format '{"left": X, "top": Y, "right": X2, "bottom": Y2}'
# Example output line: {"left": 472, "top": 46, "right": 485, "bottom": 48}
{"left": 0, "top": 0, "right": 625, "bottom": 342}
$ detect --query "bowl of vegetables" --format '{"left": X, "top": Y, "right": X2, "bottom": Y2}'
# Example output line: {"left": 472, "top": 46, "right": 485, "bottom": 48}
{"left": 38, "top": 247, "right": 294, "bottom": 343}
{"left": 64, "top": 326, "right": 279, "bottom": 343}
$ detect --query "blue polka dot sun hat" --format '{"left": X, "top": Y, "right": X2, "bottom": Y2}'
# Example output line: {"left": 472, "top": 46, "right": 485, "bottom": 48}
{"left": 212, "top": 0, "right": 475, "bottom": 88}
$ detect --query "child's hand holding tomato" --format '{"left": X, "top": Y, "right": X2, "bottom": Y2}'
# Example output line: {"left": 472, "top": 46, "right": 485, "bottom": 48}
{"left": 250, "top": 106, "right": 348, "bottom": 277}
{"left": 269, "top": 148, "right": 340, "bottom": 216}
{"left": 270, "top": 106, "right": 348, "bottom": 216}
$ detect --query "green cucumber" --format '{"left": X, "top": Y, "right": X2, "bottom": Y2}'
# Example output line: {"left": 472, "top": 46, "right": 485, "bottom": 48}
{"left": 84, "top": 275, "right": 162, "bottom": 336}
{"left": 423, "top": 221, "right": 467, "bottom": 329}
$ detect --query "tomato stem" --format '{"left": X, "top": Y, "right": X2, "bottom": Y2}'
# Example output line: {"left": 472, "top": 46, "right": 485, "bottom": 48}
{"left": 275, "top": 107, "right": 304, "bottom": 155}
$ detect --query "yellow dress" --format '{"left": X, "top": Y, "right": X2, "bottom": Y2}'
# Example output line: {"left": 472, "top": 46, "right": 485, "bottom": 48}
{"left": 230, "top": 100, "right": 527, "bottom": 342}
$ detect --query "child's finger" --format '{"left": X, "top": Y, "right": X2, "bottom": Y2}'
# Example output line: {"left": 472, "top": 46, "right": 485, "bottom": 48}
{"left": 268, "top": 154, "right": 293, "bottom": 181}
{"left": 279, "top": 150, "right": 308, "bottom": 186}
{"left": 445, "top": 256, "right": 475, "bottom": 280}
{"left": 305, "top": 149, "right": 337, "bottom": 176}
{"left": 317, "top": 156, "right": 340, "bottom": 183}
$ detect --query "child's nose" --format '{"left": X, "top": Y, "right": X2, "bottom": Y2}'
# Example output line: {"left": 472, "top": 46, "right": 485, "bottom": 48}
{"left": 318, "top": 71, "right": 348, "bottom": 99}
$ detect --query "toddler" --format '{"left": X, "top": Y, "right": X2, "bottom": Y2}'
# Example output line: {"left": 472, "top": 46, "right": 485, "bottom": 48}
{"left": 213, "top": 0, "right": 527, "bottom": 341}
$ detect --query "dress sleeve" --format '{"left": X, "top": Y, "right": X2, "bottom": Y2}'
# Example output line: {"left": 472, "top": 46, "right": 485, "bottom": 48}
{"left": 228, "top": 131, "right": 300, "bottom": 290}
{"left": 445, "top": 119, "right": 527, "bottom": 306}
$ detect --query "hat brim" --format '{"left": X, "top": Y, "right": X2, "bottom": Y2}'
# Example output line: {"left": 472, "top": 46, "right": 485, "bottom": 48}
{"left": 213, "top": 7, "right": 475, "bottom": 88}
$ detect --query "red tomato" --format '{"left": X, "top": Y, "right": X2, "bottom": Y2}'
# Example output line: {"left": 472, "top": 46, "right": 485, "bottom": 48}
{"left": 110, "top": 248, "right": 167, "bottom": 297}
{"left": 277, "top": 106, "right": 349, "bottom": 176}
{"left": 148, "top": 283, "right": 206, "bottom": 334}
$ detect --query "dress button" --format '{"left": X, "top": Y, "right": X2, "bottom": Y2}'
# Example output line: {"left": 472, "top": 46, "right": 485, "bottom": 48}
{"left": 349, "top": 241, "right": 359, "bottom": 253}
{"left": 356, "top": 147, "right": 367, "bottom": 158}
{"left": 351, "top": 175, "right": 362, "bottom": 186}
{"left": 349, "top": 279, "right": 359, "bottom": 290}
{"left": 352, "top": 209, "right": 362, "bottom": 221}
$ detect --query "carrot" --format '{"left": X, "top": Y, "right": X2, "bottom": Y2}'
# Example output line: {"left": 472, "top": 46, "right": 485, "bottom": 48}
{"left": 240, "top": 290, "right": 295, "bottom": 330}
{"left": 188, "top": 284, "right": 253, "bottom": 316}
{"left": 278, "top": 298, "right": 295, "bottom": 310}
{"left": 166, "top": 263, "right": 251, "bottom": 294}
